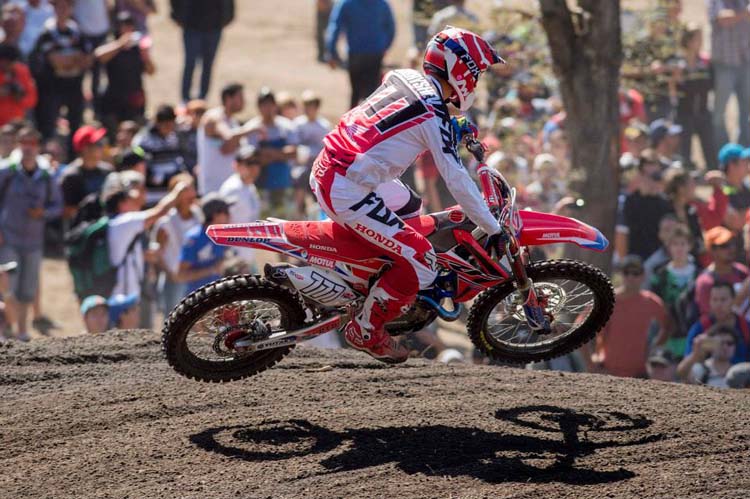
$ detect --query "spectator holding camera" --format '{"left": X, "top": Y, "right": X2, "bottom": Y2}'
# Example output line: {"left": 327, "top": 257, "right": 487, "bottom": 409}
{"left": 29, "top": 0, "right": 92, "bottom": 142}
{"left": 0, "top": 126, "right": 62, "bottom": 341}
{"left": 678, "top": 323, "right": 739, "bottom": 388}
{"left": 0, "top": 44, "right": 36, "bottom": 126}
{"left": 685, "top": 281, "right": 750, "bottom": 366}
{"left": 95, "top": 11, "right": 155, "bottom": 131}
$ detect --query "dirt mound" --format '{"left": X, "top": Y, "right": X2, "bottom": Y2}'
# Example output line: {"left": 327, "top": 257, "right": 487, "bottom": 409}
{"left": 1, "top": 330, "right": 749, "bottom": 499}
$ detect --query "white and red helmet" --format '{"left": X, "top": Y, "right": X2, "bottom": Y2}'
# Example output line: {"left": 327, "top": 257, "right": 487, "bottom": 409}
{"left": 423, "top": 26, "right": 505, "bottom": 111}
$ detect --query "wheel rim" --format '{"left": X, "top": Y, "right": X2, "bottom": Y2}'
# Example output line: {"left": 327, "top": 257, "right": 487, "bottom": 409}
{"left": 185, "top": 299, "right": 289, "bottom": 363}
{"left": 484, "top": 278, "right": 596, "bottom": 352}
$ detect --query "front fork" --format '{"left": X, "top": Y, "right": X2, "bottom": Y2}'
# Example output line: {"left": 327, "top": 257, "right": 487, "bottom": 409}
{"left": 503, "top": 233, "right": 551, "bottom": 333}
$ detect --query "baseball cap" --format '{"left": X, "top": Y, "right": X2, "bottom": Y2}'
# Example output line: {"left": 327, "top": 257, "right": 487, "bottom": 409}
{"left": 201, "top": 192, "right": 234, "bottom": 221}
{"left": 618, "top": 254, "right": 644, "bottom": 274}
{"left": 649, "top": 119, "right": 682, "bottom": 145}
{"left": 73, "top": 125, "right": 107, "bottom": 153}
{"left": 704, "top": 226, "right": 734, "bottom": 250}
{"left": 726, "top": 362, "right": 750, "bottom": 389}
{"left": 257, "top": 86, "right": 276, "bottom": 105}
{"left": 115, "top": 147, "right": 148, "bottom": 171}
{"left": 718, "top": 143, "right": 744, "bottom": 168}
{"left": 107, "top": 293, "right": 139, "bottom": 326}
{"left": 0, "top": 261, "right": 17, "bottom": 272}
{"left": 80, "top": 295, "right": 108, "bottom": 316}
{"left": 301, "top": 89, "right": 321, "bottom": 105}
{"left": 235, "top": 144, "right": 260, "bottom": 163}
{"left": 647, "top": 348, "right": 674, "bottom": 367}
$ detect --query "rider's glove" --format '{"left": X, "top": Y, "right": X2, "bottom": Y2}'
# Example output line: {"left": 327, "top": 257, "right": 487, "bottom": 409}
{"left": 451, "top": 116, "right": 478, "bottom": 143}
{"left": 484, "top": 231, "right": 508, "bottom": 259}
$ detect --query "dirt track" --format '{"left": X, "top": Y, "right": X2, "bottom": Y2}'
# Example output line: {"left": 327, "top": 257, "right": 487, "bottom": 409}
{"left": 1, "top": 331, "right": 748, "bottom": 499}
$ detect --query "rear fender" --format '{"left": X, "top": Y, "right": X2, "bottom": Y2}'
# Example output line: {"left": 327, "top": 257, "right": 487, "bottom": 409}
{"left": 517, "top": 211, "right": 608, "bottom": 252}
{"left": 206, "top": 222, "right": 308, "bottom": 259}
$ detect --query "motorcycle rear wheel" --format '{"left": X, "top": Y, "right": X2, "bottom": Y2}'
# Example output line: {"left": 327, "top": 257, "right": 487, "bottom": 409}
{"left": 467, "top": 260, "right": 615, "bottom": 364}
{"left": 162, "top": 275, "right": 306, "bottom": 382}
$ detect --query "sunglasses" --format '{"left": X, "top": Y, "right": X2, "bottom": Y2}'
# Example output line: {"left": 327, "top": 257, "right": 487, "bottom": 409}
{"left": 623, "top": 269, "right": 643, "bottom": 277}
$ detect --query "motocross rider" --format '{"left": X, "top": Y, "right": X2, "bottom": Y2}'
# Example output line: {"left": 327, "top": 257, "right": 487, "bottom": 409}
{"left": 310, "top": 27, "right": 505, "bottom": 363}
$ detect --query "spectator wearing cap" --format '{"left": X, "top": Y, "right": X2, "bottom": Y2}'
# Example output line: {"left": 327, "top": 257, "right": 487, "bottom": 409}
{"left": 709, "top": 0, "right": 750, "bottom": 147}
{"left": 0, "top": 44, "right": 37, "bottom": 126}
{"left": 197, "top": 82, "right": 252, "bottom": 195}
{"left": 133, "top": 104, "right": 187, "bottom": 206}
{"left": 177, "top": 99, "right": 206, "bottom": 176}
{"left": 95, "top": 11, "right": 155, "bottom": 131}
{"left": 325, "top": 0, "right": 395, "bottom": 108}
{"left": 115, "top": 147, "right": 147, "bottom": 176}
{"left": 114, "top": 0, "right": 156, "bottom": 34}
{"left": 107, "top": 292, "right": 140, "bottom": 329}
{"left": 245, "top": 87, "right": 299, "bottom": 219}
{"left": 717, "top": 143, "right": 750, "bottom": 234}
{"left": 219, "top": 145, "right": 261, "bottom": 266}
{"left": 646, "top": 348, "right": 677, "bottom": 382}
{"left": 292, "top": 90, "right": 331, "bottom": 216}
{"left": 0, "top": 126, "right": 62, "bottom": 341}
{"left": 178, "top": 192, "right": 230, "bottom": 294}
{"left": 615, "top": 148, "right": 673, "bottom": 261}
{"left": 170, "top": 0, "right": 235, "bottom": 102}
{"left": 675, "top": 23, "right": 716, "bottom": 170}
{"left": 103, "top": 169, "right": 188, "bottom": 299}
{"left": 60, "top": 125, "right": 112, "bottom": 221}
{"left": 80, "top": 294, "right": 108, "bottom": 334}
{"left": 18, "top": 0, "right": 54, "bottom": 59}
{"left": 695, "top": 226, "right": 749, "bottom": 317}
{"left": 28, "top": 0, "right": 92, "bottom": 142}
{"left": 276, "top": 91, "right": 300, "bottom": 121}
{"left": 153, "top": 172, "right": 201, "bottom": 313}
{"left": 649, "top": 119, "right": 682, "bottom": 169}
{"left": 587, "top": 255, "right": 667, "bottom": 378}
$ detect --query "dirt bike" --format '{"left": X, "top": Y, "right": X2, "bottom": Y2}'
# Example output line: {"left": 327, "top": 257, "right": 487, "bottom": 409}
{"left": 162, "top": 137, "right": 615, "bottom": 382}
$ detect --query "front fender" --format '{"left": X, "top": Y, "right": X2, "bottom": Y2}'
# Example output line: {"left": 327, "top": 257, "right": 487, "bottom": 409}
{"left": 517, "top": 210, "right": 609, "bottom": 252}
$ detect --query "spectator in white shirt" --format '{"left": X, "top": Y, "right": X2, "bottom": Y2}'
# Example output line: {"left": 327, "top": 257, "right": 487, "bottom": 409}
{"left": 153, "top": 172, "right": 201, "bottom": 313}
{"left": 292, "top": 89, "right": 330, "bottom": 216}
{"left": 102, "top": 170, "right": 188, "bottom": 298}
{"left": 219, "top": 144, "right": 261, "bottom": 268}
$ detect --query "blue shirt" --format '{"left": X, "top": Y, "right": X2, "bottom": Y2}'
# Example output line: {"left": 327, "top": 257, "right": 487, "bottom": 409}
{"left": 684, "top": 314, "right": 750, "bottom": 364}
{"left": 180, "top": 225, "right": 226, "bottom": 294}
{"left": 325, "top": 0, "right": 395, "bottom": 61}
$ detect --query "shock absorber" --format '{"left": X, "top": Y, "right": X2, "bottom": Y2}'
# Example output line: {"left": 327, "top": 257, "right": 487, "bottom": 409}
{"left": 504, "top": 234, "right": 551, "bottom": 333}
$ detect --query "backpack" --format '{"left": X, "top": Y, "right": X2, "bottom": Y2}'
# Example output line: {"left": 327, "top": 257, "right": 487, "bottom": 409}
{"left": 65, "top": 216, "right": 139, "bottom": 300}
{"left": 673, "top": 278, "right": 703, "bottom": 339}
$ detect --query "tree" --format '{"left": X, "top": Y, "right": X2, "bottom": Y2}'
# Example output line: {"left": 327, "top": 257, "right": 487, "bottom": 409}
{"left": 539, "top": 0, "right": 622, "bottom": 273}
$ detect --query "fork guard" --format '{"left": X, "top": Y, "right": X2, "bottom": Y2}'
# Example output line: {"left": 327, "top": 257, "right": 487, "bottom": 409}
{"left": 517, "top": 211, "right": 608, "bottom": 252}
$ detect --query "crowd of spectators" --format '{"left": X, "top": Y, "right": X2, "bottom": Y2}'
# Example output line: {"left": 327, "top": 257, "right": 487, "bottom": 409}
{"left": 0, "top": 0, "right": 749, "bottom": 390}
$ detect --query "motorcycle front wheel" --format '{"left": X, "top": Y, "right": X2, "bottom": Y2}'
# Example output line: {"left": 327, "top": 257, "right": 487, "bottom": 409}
{"left": 467, "top": 260, "right": 615, "bottom": 364}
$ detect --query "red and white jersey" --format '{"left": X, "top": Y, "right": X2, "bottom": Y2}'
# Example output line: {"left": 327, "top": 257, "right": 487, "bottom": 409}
{"left": 319, "top": 69, "right": 501, "bottom": 235}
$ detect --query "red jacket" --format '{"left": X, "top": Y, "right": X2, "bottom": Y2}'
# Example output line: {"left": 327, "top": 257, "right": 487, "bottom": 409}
{"left": 0, "top": 62, "right": 37, "bottom": 126}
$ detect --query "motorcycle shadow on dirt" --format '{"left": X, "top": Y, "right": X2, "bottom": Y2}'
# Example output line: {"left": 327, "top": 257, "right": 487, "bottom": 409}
{"left": 190, "top": 405, "right": 665, "bottom": 485}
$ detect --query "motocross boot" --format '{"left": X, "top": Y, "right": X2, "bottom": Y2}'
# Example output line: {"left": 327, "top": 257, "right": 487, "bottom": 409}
{"left": 344, "top": 279, "right": 411, "bottom": 364}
